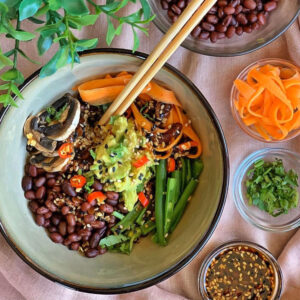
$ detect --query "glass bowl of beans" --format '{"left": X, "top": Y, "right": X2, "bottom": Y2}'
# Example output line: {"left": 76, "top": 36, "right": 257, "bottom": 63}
{"left": 149, "top": 0, "right": 300, "bottom": 56}
{"left": 230, "top": 58, "right": 300, "bottom": 143}
{"left": 198, "top": 241, "right": 283, "bottom": 299}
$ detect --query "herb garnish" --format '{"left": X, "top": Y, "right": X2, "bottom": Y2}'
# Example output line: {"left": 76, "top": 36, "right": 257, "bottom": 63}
{"left": 46, "top": 103, "right": 68, "bottom": 123}
{"left": 246, "top": 159, "right": 299, "bottom": 216}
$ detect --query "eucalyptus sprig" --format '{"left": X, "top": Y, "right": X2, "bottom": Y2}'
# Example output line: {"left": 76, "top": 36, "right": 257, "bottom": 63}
{"left": 0, "top": 0, "right": 154, "bottom": 107}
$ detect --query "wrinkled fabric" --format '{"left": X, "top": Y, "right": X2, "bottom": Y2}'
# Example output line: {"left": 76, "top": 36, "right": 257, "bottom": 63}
{"left": 0, "top": 6, "right": 300, "bottom": 300}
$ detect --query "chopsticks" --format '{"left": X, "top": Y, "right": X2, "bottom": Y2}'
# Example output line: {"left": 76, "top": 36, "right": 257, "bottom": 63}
{"left": 99, "top": 0, "right": 217, "bottom": 125}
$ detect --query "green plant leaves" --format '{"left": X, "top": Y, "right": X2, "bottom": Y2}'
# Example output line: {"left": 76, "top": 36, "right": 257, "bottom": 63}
{"left": 8, "top": 27, "right": 35, "bottom": 41}
{"left": 140, "top": 0, "right": 151, "bottom": 19}
{"left": 0, "top": 93, "right": 18, "bottom": 107}
{"left": 0, "top": 68, "right": 24, "bottom": 84}
{"left": 68, "top": 14, "right": 98, "bottom": 27}
{"left": 61, "top": 0, "right": 89, "bottom": 16}
{"left": 17, "top": 48, "right": 40, "bottom": 64}
{"left": 48, "top": 0, "right": 61, "bottom": 10}
{"left": 0, "top": 53, "right": 13, "bottom": 69}
{"left": 106, "top": 16, "right": 115, "bottom": 46}
{"left": 132, "top": 27, "right": 139, "bottom": 53}
{"left": 37, "top": 34, "right": 53, "bottom": 55}
{"left": 75, "top": 38, "right": 98, "bottom": 51}
{"left": 19, "top": 0, "right": 42, "bottom": 21}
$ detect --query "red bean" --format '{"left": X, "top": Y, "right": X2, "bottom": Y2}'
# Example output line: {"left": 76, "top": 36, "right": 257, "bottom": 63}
{"left": 66, "top": 213, "right": 76, "bottom": 226}
{"left": 236, "top": 13, "right": 248, "bottom": 25}
{"left": 224, "top": 5, "right": 235, "bottom": 15}
{"left": 22, "top": 176, "right": 32, "bottom": 191}
{"left": 234, "top": 5, "right": 243, "bottom": 15}
{"left": 177, "top": 0, "right": 185, "bottom": 9}
{"left": 59, "top": 221, "right": 67, "bottom": 236}
{"left": 25, "top": 190, "right": 36, "bottom": 200}
{"left": 210, "top": 31, "right": 218, "bottom": 43}
{"left": 206, "top": 14, "right": 218, "bottom": 24}
{"left": 248, "top": 12, "right": 257, "bottom": 23}
{"left": 62, "top": 182, "right": 76, "bottom": 197}
{"left": 29, "top": 201, "right": 39, "bottom": 213}
{"left": 217, "top": 0, "right": 227, "bottom": 7}
{"left": 36, "top": 186, "right": 46, "bottom": 199}
{"left": 199, "top": 31, "right": 210, "bottom": 40}
{"left": 171, "top": 4, "right": 181, "bottom": 15}
{"left": 257, "top": 12, "right": 266, "bottom": 25}
{"left": 37, "top": 206, "right": 49, "bottom": 215}
{"left": 99, "top": 247, "right": 107, "bottom": 255}
{"left": 44, "top": 211, "right": 52, "bottom": 219}
{"left": 43, "top": 219, "right": 50, "bottom": 227}
{"left": 61, "top": 206, "right": 70, "bottom": 215}
{"left": 201, "top": 22, "right": 215, "bottom": 32}
{"left": 161, "top": 0, "right": 169, "bottom": 10}
{"left": 117, "top": 203, "right": 128, "bottom": 214}
{"left": 89, "top": 232, "right": 101, "bottom": 248}
{"left": 226, "top": 25, "right": 236, "bottom": 38}
{"left": 236, "top": 26, "right": 243, "bottom": 35}
{"left": 244, "top": 0, "right": 256, "bottom": 10}
{"left": 67, "top": 233, "right": 81, "bottom": 243}
{"left": 106, "top": 198, "right": 118, "bottom": 206}
{"left": 67, "top": 225, "right": 75, "bottom": 234}
{"left": 81, "top": 202, "right": 91, "bottom": 212}
{"left": 106, "top": 191, "right": 119, "bottom": 201}
{"left": 45, "top": 173, "right": 55, "bottom": 179}
{"left": 48, "top": 226, "right": 57, "bottom": 233}
{"left": 70, "top": 242, "right": 80, "bottom": 251}
{"left": 222, "top": 15, "right": 232, "bottom": 27}
{"left": 29, "top": 165, "right": 37, "bottom": 177}
{"left": 216, "top": 24, "right": 227, "bottom": 33}
{"left": 47, "top": 178, "right": 56, "bottom": 187}
{"left": 35, "top": 215, "right": 45, "bottom": 226}
{"left": 91, "top": 220, "right": 105, "bottom": 229}
{"left": 34, "top": 176, "right": 46, "bottom": 188}
{"left": 78, "top": 228, "right": 92, "bottom": 238}
{"left": 50, "top": 232, "right": 63, "bottom": 243}
{"left": 99, "top": 204, "right": 114, "bottom": 214}
{"left": 85, "top": 248, "right": 99, "bottom": 258}
{"left": 243, "top": 25, "right": 252, "bottom": 33}
{"left": 84, "top": 214, "right": 95, "bottom": 224}
{"left": 264, "top": 1, "right": 277, "bottom": 12}
{"left": 45, "top": 199, "right": 57, "bottom": 212}
{"left": 52, "top": 186, "right": 61, "bottom": 193}
{"left": 191, "top": 26, "right": 201, "bottom": 38}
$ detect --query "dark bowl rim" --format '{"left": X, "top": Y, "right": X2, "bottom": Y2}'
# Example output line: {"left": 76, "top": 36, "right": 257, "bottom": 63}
{"left": 150, "top": 2, "right": 300, "bottom": 57}
{"left": 0, "top": 48, "right": 229, "bottom": 294}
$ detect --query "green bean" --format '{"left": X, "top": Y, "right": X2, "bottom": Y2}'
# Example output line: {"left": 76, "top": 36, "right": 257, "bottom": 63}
{"left": 186, "top": 158, "right": 192, "bottom": 183}
{"left": 155, "top": 159, "right": 167, "bottom": 246}
{"left": 112, "top": 204, "right": 142, "bottom": 233}
{"left": 141, "top": 220, "right": 156, "bottom": 235}
{"left": 180, "top": 157, "right": 186, "bottom": 192}
{"left": 164, "top": 178, "right": 177, "bottom": 235}
{"left": 192, "top": 158, "right": 204, "bottom": 179}
{"left": 170, "top": 179, "right": 198, "bottom": 233}
{"left": 172, "top": 169, "right": 182, "bottom": 204}
{"left": 136, "top": 206, "right": 148, "bottom": 225}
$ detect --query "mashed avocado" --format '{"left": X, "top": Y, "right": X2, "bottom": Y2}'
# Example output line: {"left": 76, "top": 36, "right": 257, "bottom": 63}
{"left": 92, "top": 116, "right": 154, "bottom": 211}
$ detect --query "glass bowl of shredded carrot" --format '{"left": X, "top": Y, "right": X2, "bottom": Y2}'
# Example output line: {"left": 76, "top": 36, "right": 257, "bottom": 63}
{"left": 231, "top": 58, "right": 300, "bottom": 142}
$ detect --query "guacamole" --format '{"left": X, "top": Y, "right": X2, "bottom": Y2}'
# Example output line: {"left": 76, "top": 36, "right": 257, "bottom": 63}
{"left": 92, "top": 116, "right": 155, "bottom": 211}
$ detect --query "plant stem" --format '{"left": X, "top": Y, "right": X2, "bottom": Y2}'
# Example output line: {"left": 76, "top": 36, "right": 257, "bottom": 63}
{"left": 13, "top": 17, "right": 21, "bottom": 68}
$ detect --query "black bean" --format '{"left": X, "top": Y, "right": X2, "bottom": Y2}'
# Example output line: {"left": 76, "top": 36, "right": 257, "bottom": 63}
{"left": 35, "top": 215, "right": 45, "bottom": 226}
{"left": 67, "top": 225, "right": 75, "bottom": 234}
{"left": 45, "top": 199, "right": 57, "bottom": 212}
{"left": 61, "top": 206, "right": 70, "bottom": 215}
{"left": 47, "top": 178, "right": 56, "bottom": 187}
{"left": 67, "top": 233, "right": 81, "bottom": 243}
{"left": 91, "top": 220, "right": 106, "bottom": 229}
{"left": 51, "top": 214, "right": 61, "bottom": 226}
{"left": 29, "top": 200, "right": 39, "bottom": 213}
{"left": 48, "top": 226, "right": 57, "bottom": 233}
{"left": 100, "top": 204, "right": 114, "bottom": 214}
{"left": 59, "top": 221, "right": 67, "bottom": 236}
{"left": 70, "top": 242, "right": 80, "bottom": 251}
{"left": 89, "top": 232, "right": 101, "bottom": 248}
{"left": 106, "top": 191, "right": 119, "bottom": 201}
{"left": 84, "top": 214, "right": 95, "bottom": 224}
{"left": 36, "top": 186, "right": 46, "bottom": 199}
{"left": 37, "top": 206, "right": 49, "bottom": 215}
{"left": 92, "top": 180, "right": 103, "bottom": 191}
{"left": 106, "top": 198, "right": 118, "bottom": 206}
{"left": 81, "top": 202, "right": 91, "bottom": 212}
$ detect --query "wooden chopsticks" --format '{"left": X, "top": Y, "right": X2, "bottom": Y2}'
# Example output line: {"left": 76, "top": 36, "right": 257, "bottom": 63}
{"left": 99, "top": 0, "right": 217, "bottom": 125}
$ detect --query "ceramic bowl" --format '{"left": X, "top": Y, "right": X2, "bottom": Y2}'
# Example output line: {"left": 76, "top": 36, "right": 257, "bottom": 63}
{"left": 148, "top": 0, "right": 300, "bottom": 56}
{"left": 0, "top": 49, "right": 229, "bottom": 293}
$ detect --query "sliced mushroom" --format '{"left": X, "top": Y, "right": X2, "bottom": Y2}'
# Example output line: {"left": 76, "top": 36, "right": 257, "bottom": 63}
{"left": 30, "top": 153, "right": 71, "bottom": 172}
{"left": 38, "top": 93, "right": 81, "bottom": 141}
{"left": 24, "top": 116, "right": 57, "bottom": 153}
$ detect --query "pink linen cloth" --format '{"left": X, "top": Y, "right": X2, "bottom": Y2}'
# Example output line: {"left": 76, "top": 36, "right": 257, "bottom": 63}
{"left": 0, "top": 6, "right": 300, "bottom": 300}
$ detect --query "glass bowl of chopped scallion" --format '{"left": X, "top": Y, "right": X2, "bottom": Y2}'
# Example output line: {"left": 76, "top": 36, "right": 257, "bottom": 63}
{"left": 233, "top": 148, "right": 300, "bottom": 232}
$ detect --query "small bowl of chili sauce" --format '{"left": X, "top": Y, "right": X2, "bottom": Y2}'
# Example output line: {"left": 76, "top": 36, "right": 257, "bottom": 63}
{"left": 198, "top": 241, "right": 282, "bottom": 300}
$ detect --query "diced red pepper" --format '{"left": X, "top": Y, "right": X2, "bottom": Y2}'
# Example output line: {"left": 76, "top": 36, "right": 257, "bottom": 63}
{"left": 138, "top": 192, "right": 149, "bottom": 207}
{"left": 58, "top": 143, "right": 74, "bottom": 159}
{"left": 87, "top": 191, "right": 107, "bottom": 204}
{"left": 133, "top": 155, "right": 149, "bottom": 168}
{"left": 167, "top": 157, "right": 176, "bottom": 172}
{"left": 70, "top": 175, "right": 86, "bottom": 188}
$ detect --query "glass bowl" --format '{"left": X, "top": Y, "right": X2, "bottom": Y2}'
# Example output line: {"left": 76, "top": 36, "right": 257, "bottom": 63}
{"left": 231, "top": 58, "right": 300, "bottom": 143}
{"left": 233, "top": 148, "right": 300, "bottom": 232}
{"left": 198, "top": 240, "right": 283, "bottom": 300}
{"left": 149, "top": 0, "right": 300, "bottom": 56}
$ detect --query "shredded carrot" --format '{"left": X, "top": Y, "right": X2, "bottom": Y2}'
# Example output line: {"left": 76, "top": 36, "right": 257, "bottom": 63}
{"left": 131, "top": 103, "right": 153, "bottom": 132}
{"left": 234, "top": 63, "right": 300, "bottom": 141}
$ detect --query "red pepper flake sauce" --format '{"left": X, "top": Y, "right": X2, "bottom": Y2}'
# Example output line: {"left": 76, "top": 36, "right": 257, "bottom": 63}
{"left": 205, "top": 245, "right": 275, "bottom": 300}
